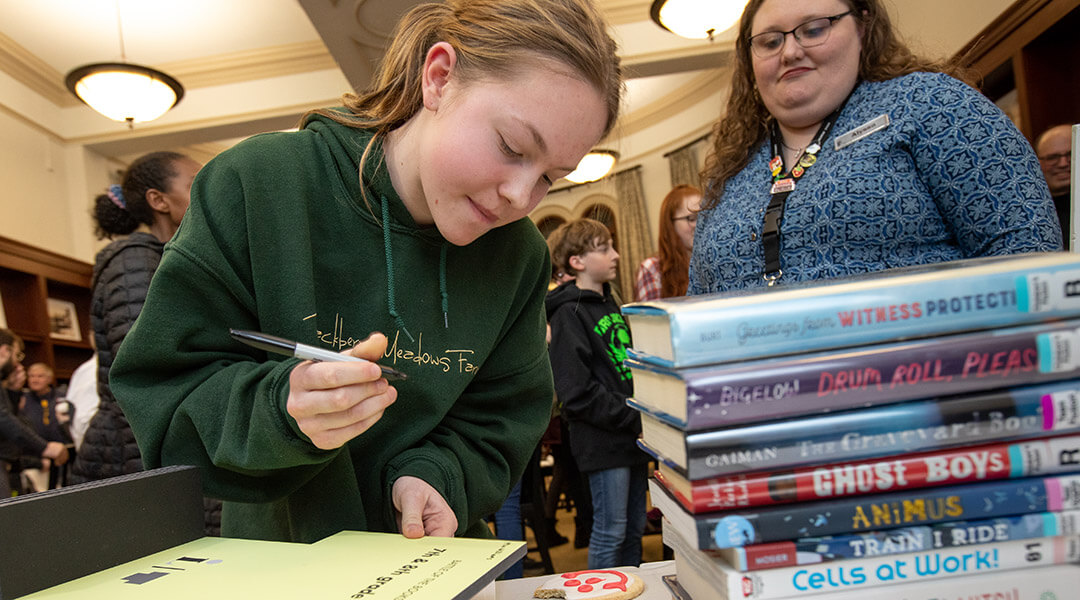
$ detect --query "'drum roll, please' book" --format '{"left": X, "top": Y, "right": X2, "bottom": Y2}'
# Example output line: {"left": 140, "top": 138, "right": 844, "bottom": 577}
{"left": 647, "top": 473, "right": 1080, "bottom": 550}
{"left": 654, "top": 433, "right": 1080, "bottom": 513}
{"left": 634, "top": 378, "right": 1080, "bottom": 480}
{"left": 663, "top": 520, "right": 1080, "bottom": 600}
{"left": 621, "top": 252, "right": 1080, "bottom": 368}
{"left": 626, "top": 317, "right": 1080, "bottom": 431}
{"left": 715, "top": 509, "right": 1080, "bottom": 571}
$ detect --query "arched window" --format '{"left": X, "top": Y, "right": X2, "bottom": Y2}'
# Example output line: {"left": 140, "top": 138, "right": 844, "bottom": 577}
{"left": 535, "top": 215, "right": 566, "bottom": 240}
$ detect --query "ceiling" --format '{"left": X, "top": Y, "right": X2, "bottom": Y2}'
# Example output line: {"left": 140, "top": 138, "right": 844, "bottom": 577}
{"left": 0, "top": 0, "right": 734, "bottom": 165}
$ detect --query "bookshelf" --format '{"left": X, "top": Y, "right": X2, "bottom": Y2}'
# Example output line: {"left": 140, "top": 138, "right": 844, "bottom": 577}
{"left": 0, "top": 235, "right": 93, "bottom": 381}
{"left": 958, "top": 0, "right": 1080, "bottom": 140}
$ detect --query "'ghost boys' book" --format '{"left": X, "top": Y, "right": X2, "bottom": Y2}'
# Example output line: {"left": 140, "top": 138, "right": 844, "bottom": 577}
{"left": 648, "top": 473, "right": 1080, "bottom": 550}
{"left": 622, "top": 252, "right": 1080, "bottom": 369}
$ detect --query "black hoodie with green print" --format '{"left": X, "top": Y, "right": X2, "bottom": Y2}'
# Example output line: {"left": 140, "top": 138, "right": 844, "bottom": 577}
{"left": 546, "top": 281, "right": 649, "bottom": 473}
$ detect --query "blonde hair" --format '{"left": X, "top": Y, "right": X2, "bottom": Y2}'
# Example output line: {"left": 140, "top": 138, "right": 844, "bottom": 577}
{"left": 305, "top": 0, "right": 622, "bottom": 182}
{"left": 701, "top": 0, "right": 967, "bottom": 208}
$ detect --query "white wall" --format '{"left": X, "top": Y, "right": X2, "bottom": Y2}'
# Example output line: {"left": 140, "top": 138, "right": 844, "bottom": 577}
{"left": 0, "top": 108, "right": 106, "bottom": 263}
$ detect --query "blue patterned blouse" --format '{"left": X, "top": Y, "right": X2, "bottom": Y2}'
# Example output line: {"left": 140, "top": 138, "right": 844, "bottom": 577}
{"left": 688, "top": 72, "right": 1063, "bottom": 295}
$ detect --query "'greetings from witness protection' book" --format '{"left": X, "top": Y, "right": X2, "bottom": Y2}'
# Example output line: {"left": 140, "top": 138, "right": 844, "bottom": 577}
{"left": 621, "top": 252, "right": 1080, "bottom": 368}
{"left": 716, "top": 509, "right": 1080, "bottom": 572}
{"left": 664, "top": 521, "right": 1080, "bottom": 600}
{"left": 635, "top": 378, "right": 1080, "bottom": 480}
{"left": 671, "top": 559, "right": 1080, "bottom": 600}
{"left": 656, "top": 433, "right": 1080, "bottom": 513}
{"left": 648, "top": 473, "right": 1080, "bottom": 550}
{"left": 627, "top": 317, "right": 1080, "bottom": 431}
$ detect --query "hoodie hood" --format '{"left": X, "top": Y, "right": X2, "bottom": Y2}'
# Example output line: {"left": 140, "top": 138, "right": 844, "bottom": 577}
{"left": 545, "top": 281, "right": 612, "bottom": 319}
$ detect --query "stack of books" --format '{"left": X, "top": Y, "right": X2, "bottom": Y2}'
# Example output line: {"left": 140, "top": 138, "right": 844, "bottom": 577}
{"left": 621, "top": 252, "right": 1080, "bottom": 599}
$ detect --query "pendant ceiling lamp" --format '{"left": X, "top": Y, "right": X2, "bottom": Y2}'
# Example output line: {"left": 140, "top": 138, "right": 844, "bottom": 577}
{"left": 65, "top": 3, "right": 184, "bottom": 126}
{"left": 650, "top": 0, "right": 748, "bottom": 41}
{"left": 564, "top": 150, "right": 619, "bottom": 184}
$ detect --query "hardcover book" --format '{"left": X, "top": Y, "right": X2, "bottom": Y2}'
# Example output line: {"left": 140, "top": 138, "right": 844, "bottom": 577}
{"left": 664, "top": 522, "right": 1080, "bottom": 600}
{"left": 648, "top": 473, "right": 1080, "bottom": 550}
{"left": 627, "top": 317, "right": 1080, "bottom": 431}
{"left": 636, "top": 378, "right": 1080, "bottom": 480}
{"left": 671, "top": 559, "right": 1080, "bottom": 600}
{"left": 621, "top": 252, "right": 1080, "bottom": 368}
{"left": 655, "top": 433, "right": 1080, "bottom": 513}
{"left": 18, "top": 531, "right": 524, "bottom": 600}
{"left": 716, "top": 509, "right": 1080, "bottom": 571}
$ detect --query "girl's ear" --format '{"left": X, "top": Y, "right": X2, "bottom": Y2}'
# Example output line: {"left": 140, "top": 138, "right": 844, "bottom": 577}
{"left": 421, "top": 41, "right": 457, "bottom": 112}
{"left": 145, "top": 188, "right": 169, "bottom": 214}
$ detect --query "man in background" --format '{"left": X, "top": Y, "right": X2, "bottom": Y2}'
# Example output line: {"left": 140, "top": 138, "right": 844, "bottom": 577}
{"left": 0, "top": 328, "right": 68, "bottom": 497}
{"left": 1036, "top": 124, "right": 1073, "bottom": 244}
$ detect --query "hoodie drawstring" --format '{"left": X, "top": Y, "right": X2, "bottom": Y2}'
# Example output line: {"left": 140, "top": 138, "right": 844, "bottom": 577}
{"left": 382, "top": 195, "right": 414, "bottom": 342}
{"left": 439, "top": 243, "right": 449, "bottom": 329}
{"left": 380, "top": 195, "right": 450, "bottom": 341}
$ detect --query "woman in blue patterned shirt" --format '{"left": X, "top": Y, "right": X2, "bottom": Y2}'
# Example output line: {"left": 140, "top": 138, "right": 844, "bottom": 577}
{"left": 689, "top": 0, "right": 1062, "bottom": 294}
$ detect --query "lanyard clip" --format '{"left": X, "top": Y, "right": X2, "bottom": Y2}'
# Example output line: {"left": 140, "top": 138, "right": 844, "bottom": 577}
{"left": 763, "top": 269, "right": 783, "bottom": 286}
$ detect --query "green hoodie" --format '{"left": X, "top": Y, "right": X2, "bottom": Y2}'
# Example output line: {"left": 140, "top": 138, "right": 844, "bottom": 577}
{"left": 111, "top": 113, "right": 554, "bottom": 543}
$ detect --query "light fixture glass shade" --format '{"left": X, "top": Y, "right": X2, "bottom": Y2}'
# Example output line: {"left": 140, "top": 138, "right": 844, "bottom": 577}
{"left": 650, "top": 0, "right": 748, "bottom": 40}
{"left": 65, "top": 63, "right": 184, "bottom": 124}
{"left": 564, "top": 150, "right": 619, "bottom": 184}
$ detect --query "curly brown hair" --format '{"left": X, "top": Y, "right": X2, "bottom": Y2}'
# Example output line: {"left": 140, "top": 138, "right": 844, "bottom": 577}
{"left": 700, "top": 0, "right": 968, "bottom": 209}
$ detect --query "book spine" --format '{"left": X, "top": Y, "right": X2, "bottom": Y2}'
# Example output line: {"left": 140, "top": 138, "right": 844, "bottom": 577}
{"left": 733, "top": 536, "right": 1080, "bottom": 599}
{"left": 651, "top": 260, "right": 1080, "bottom": 367}
{"left": 696, "top": 474, "right": 1080, "bottom": 549}
{"left": 682, "top": 434, "right": 1080, "bottom": 511}
{"left": 663, "top": 321, "right": 1080, "bottom": 430}
{"left": 679, "top": 380, "right": 1080, "bottom": 479}
{"left": 722, "top": 510, "right": 1080, "bottom": 571}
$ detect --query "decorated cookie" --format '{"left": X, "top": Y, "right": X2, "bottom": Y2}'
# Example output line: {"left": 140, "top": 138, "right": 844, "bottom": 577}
{"left": 533, "top": 569, "right": 645, "bottom": 600}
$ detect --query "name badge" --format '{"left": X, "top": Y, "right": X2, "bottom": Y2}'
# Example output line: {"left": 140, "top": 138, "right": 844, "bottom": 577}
{"left": 834, "top": 114, "right": 890, "bottom": 151}
{"left": 770, "top": 178, "right": 795, "bottom": 194}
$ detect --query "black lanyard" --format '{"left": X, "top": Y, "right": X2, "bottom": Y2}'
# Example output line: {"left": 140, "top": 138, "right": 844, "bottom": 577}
{"left": 761, "top": 99, "right": 849, "bottom": 285}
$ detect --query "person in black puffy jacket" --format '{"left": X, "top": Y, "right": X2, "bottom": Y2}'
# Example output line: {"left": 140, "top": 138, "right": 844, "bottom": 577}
{"left": 67, "top": 151, "right": 211, "bottom": 529}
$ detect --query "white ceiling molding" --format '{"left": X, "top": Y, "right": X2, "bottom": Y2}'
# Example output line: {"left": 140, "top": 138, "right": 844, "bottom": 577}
{"left": 0, "top": 31, "right": 74, "bottom": 107}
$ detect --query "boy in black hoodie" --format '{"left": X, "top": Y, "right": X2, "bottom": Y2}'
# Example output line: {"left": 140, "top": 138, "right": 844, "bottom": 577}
{"left": 545, "top": 218, "right": 650, "bottom": 569}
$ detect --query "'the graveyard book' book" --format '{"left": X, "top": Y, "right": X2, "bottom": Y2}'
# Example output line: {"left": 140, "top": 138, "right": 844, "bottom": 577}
{"left": 633, "top": 378, "right": 1080, "bottom": 480}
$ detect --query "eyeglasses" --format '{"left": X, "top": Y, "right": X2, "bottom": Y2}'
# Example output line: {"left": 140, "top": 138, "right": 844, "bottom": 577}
{"left": 672, "top": 213, "right": 698, "bottom": 224}
{"left": 1039, "top": 151, "right": 1071, "bottom": 164}
{"left": 749, "top": 11, "right": 853, "bottom": 58}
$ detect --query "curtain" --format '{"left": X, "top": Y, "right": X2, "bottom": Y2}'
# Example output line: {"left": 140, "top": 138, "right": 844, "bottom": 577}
{"left": 614, "top": 167, "right": 654, "bottom": 304}
{"left": 667, "top": 143, "right": 702, "bottom": 189}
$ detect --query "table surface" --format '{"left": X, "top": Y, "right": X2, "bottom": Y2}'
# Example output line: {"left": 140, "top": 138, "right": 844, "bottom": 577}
{"left": 483, "top": 560, "right": 678, "bottom": 599}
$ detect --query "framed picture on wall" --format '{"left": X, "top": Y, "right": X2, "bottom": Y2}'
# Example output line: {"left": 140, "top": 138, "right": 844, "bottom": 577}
{"left": 46, "top": 298, "right": 81, "bottom": 341}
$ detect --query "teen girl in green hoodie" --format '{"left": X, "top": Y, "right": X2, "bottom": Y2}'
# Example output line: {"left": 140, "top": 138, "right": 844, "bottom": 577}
{"left": 110, "top": 0, "right": 623, "bottom": 543}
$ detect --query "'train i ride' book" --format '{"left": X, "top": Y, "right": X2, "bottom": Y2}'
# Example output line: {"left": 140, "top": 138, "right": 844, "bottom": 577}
{"left": 648, "top": 473, "right": 1080, "bottom": 550}
{"left": 715, "top": 509, "right": 1080, "bottom": 571}
{"left": 622, "top": 252, "right": 1080, "bottom": 368}
{"left": 635, "top": 378, "right": 1080, "bottom": 480}
{"left": 627, "top": 317, "right": 1080, "bottom": 431}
